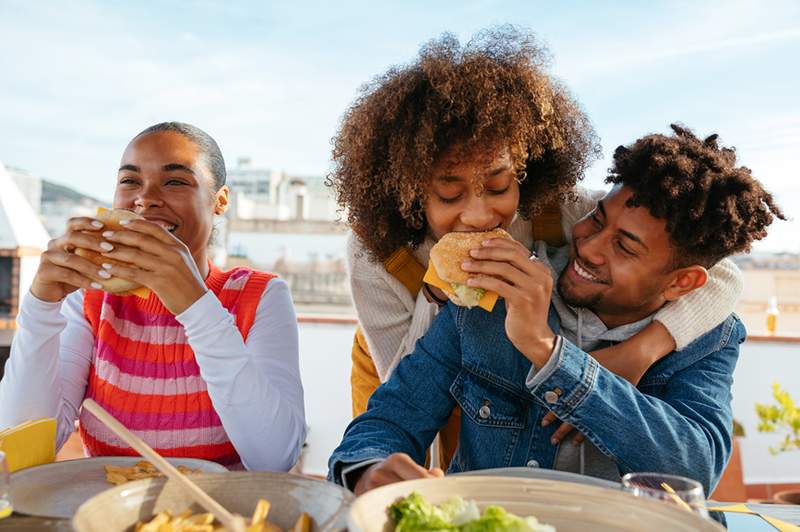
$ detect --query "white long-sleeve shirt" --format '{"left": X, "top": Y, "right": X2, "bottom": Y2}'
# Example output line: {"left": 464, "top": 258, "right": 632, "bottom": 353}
{"left": 0, "top": 279, "right": 306, "bottom": 472}
{"left": 348, "top": 187, "right": 743, "bottom": 382}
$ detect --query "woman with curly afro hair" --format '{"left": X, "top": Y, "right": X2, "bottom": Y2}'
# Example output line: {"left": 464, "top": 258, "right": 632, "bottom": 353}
{"left": 330, "top": 27, "right": 743, "bottom": 468}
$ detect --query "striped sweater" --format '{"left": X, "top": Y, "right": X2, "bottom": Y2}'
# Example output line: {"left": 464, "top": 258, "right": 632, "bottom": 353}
{"left": 77, "top": 264, "right": 274, "bottom": 467}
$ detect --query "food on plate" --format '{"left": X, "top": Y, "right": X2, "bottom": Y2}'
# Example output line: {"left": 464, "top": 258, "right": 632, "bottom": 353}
{"left": 74, "top": 207, "right": 150, "bottom": 297}
{"left": 104, "top": 460, "right": 202, "bottom": 485}
{"left": 425, "top": 228, "right": 513, "bottom": 311}
{"left": 389, "top": 492, "right": 555, "bottom": 532}
{"left": 134, "top": 499, "right": 313, "bottom": 532}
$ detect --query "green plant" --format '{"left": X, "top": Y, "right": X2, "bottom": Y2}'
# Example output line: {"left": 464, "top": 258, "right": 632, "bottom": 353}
{"left": 756, "top": 383, "right": 800, "bottom": 455}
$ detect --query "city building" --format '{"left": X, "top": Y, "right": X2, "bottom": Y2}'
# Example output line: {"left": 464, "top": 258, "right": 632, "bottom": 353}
{"left": 227, "top": 157, "right": 337, "bottom": 222}
{"left": 0, "top": 161, "right": 50, "bottom": 347}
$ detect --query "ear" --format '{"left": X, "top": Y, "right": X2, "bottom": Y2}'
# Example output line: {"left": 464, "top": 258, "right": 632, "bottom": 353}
{"left": 663, "top": 265, "right": 708, "bottom": 302}
{"left": 213, "top": 185, "right": 229, "bottom": 216}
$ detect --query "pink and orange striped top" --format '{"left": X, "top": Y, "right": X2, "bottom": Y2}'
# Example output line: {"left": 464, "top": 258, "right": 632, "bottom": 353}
{"left": 77, "top": 264, "right": 274, "bottom": 467}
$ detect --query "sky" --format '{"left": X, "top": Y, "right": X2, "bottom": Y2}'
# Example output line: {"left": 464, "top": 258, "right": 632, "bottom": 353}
{"left": 1, "top": 0, "right": 798, "bottom": 252}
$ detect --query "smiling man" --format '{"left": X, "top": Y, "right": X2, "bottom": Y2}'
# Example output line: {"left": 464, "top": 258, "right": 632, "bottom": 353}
{"left": 328, "top": 124, "right": 784, "bottom": 495}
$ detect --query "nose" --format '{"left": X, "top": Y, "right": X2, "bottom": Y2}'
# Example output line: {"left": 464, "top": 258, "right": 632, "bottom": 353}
{"left": 133, "top": 182, "right": 165, "bottom": 211}
{"left": 575, "top": 230, "right": 608, "bottom": 268}
{"left": 458, "top": 194, "right": 496, "bottom": 231}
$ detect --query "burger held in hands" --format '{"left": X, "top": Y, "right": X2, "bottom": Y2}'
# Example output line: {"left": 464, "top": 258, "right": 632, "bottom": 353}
{"left": 74, "top": 208, "right": 150, "bottom": 298}
{"left": 425, "top": 227, "right": 514, "bottom": 311}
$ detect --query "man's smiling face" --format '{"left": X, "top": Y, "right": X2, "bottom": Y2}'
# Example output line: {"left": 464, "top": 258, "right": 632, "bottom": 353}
{"left": 557, "top": 186, "right": 679, "bottom": 327}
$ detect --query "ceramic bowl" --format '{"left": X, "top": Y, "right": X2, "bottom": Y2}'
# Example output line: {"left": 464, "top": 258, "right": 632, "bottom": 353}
{"left": 348, "top": 475, "right": 723, "bottom": 532}
{"left": 72, "top": 472, "right": 352, "bottom": 531}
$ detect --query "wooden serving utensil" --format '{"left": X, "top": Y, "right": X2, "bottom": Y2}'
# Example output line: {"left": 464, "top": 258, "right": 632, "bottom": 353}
{"left": 82, "top": 398, "right": 246, "bottom": 532}
{"left": 660, "top": 481, "right": 695, "bottom": 512}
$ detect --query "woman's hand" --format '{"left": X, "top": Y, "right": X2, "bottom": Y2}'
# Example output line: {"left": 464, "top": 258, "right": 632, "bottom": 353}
{"left": 30, "top": 217, "right": 112, "bottom": 303}
{"left": 97, "top": 219, "right": 208, "bottom": 315}
{"left": 462, "top": 237, "right": 556, "bottom": 368}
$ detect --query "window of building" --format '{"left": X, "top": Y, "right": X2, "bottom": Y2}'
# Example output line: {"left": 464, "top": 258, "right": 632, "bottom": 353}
{"left": 0, "top": 256, "right": 12, "bottom": 315}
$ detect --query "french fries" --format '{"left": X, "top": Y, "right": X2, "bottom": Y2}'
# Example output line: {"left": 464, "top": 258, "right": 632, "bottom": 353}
{"left": 104, "top": 460, "right": 202, "bottom": 485}
{"left": 134, "top": 499, "right": 313, "bottom": 532}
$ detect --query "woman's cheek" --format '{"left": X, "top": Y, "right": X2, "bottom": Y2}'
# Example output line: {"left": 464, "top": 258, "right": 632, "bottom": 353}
{"left": 424, "top": 202, "right": 459, "bottom": 239}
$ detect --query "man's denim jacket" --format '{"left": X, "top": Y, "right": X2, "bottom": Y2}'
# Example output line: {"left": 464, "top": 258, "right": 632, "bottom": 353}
{"left": 328, "top": 301, "right": 745, "bottom": 495}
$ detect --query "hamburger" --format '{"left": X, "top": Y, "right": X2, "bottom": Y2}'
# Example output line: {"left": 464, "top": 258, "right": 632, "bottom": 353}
{"left": 424, "top": 228, "right": 513, "bottom": 310}
{"left": 75, "top": 208, "right": 150, "bottom": 297}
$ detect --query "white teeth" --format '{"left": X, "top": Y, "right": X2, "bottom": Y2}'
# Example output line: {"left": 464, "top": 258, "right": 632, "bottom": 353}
{"left": 573, "top": 260, "right": 599, "bottom": 282}
{"left": 150, "top": 220, "right": 176, "bottom": 232}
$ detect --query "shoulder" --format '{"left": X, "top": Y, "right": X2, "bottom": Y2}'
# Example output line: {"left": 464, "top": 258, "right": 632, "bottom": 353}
{"left": 644, "top": 314, "right": 744, "bottom": 381}
{"left": 560, "top": 186, "right": 605, "bottom": 217}
{"left": 346, "top": 232, "right": 386, "bottom": 278}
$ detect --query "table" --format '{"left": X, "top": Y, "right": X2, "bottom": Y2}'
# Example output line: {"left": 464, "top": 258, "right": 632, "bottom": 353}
{"left": 2, "top": 503, "right": 799, "bottom": 530}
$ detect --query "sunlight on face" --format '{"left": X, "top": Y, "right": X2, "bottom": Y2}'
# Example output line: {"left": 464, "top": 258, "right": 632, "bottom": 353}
{"left": 424, "top": 144, "right": 520, "bottom": 239}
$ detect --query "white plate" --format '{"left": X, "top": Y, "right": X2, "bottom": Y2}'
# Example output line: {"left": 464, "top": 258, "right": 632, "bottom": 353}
{"left": 10, "top": 456, "right": 227, "bottom": 518}
{"left": 348, "top": 476, "right": 724, "bottom": 532}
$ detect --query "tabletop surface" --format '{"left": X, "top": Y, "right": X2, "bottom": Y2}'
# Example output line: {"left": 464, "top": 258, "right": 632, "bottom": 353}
{"left": 2, "top": 503, "right": 799, "bottom": 531}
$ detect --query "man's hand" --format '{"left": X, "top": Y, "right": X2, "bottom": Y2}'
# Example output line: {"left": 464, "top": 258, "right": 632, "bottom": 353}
{"left": 462, "top": 238, "right": 556, "bottom": 368}
{"left": 353, "top": 453, "right": 444, "bottom": 495}
{"left": 540, "top": 321, "right": 677, "bottom": 446}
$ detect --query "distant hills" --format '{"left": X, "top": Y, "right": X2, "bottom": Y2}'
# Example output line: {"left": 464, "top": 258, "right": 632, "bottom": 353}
{"left": 41, "top": 179, "right": 105, "bottom": 206}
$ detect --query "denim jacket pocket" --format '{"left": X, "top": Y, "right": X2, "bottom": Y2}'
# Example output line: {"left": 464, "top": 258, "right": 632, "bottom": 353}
{"left": 452, "top": 370, "right": 528, "bottom": 429}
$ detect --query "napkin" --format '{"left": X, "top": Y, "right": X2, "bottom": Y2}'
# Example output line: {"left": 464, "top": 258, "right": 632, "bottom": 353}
{"left": 0, "top": 418, "right": 56, "bottom": 473}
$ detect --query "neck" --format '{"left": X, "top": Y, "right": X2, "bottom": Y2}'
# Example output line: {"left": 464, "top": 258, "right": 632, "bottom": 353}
{"left": 193, "top": 248, "right": 210, "bottom": 279}
{"left": 593, "top": 299, "right": 665, "bottom": 329}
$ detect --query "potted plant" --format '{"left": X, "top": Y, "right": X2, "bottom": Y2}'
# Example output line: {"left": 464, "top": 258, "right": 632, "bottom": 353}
{"left": 756, "top": 383, "right": 800, "bottom": 504}
{"left": 711, "top": 419, "right": 747, "bottom": 501}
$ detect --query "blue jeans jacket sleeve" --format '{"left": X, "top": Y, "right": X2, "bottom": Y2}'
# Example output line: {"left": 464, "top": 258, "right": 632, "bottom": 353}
{"left": 327, "top": 304, "right": 462, "bottom": 484}
{"left": 527, "top": 319, "right": 744, "bottom": 495}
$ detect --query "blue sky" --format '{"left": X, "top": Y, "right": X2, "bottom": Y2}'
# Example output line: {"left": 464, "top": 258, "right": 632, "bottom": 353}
{"left": 1, "top": 0, "right": 798, "bottom": 251}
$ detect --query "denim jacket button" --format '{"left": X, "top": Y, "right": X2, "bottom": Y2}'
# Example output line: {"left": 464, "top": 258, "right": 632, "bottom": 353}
{"left": 478, "top": 405, "right": 491, "bottom": 419}
{"left": 544, "top": 390, "right": 559, "bottom": 404}
{"left": 526, "top": 459, "right": 539, "bottom": 468}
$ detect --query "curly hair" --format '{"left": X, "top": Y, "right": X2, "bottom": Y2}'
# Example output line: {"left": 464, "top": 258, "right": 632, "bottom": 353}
{"left": 607, "top": 124, "right": 785, "bottom": 268}
{"left": 327, "top": 26, "right": 600, "bottom": 261}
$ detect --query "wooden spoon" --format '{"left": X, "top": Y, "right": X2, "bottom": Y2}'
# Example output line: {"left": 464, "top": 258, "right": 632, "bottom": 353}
{"left": 82, "top": 398, "right": 246, "bottom": 532}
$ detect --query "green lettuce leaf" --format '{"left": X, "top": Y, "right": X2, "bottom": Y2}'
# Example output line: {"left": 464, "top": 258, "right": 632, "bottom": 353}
{"left": 389, "top": 493, "right": 555, "bottom": 532}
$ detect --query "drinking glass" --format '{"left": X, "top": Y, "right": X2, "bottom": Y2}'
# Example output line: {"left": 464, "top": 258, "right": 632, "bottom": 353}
{"left": 0, "top": 450, "right": 11, "bottom": 519}
{"left": 622, "top": 472, "right": 709, "bottom": 519}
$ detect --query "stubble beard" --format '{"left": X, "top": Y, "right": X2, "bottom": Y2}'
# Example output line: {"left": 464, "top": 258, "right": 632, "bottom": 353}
{"left": 556, "top": 271, "right": 603, "bottom": 310}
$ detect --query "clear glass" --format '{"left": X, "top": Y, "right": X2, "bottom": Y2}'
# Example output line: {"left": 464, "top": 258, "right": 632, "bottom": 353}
{"left": 0, "top": 450, "right": 11, "bottom": 519}
{"left": 622, "top": 472, "right": 709, "bottom": 519}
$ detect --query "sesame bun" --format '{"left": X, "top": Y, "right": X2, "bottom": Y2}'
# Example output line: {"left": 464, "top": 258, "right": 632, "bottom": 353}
{"left": 429, "top": 228, "right": 513, "bottom": 285}
{"left": 75, "top": 208, "right": 144, "bottom": 294}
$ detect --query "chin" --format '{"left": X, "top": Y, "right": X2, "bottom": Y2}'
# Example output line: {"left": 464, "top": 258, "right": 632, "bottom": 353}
{"left": 557, "top": 274, "right": 603, "bottom": 309}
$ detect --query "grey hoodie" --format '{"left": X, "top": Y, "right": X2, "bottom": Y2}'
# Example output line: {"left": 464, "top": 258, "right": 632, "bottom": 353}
{"left": 534, "top": 241, "right": 654, "bottom": 481}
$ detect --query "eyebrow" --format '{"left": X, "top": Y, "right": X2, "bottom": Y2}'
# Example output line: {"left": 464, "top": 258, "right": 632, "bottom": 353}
{"left": 488, "top": 163, "right": 513, "bottom": 177}
{"left": 596, "top": 200, "right": 607, "bottom": 218}
{"left": 435, "top": 174, "right": 464, "bottom": 183}
{"left": 162, "top": 163, "right": 195, "bottom": 175}
{"left": 117, "top": 163, "right": 195, "bottom": 175}
{"left": 619, "top": 228, "right": 648, "bottom": 251}
{"left": 597, "top": 199, "right": 648, "bottom": 251}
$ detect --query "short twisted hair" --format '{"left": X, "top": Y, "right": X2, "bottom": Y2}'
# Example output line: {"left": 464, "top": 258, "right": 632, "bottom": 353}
{"left": 327, "top": 26, "right": 599, "bottom": 261}
{"left": 607, "top": 124, "right": 785, "bottom": 268}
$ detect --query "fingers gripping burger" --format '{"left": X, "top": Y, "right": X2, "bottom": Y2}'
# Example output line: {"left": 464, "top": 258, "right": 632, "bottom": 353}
{"left": 424, "top": 228, "right": 513, "bottom": 311}
{"left": 74, "top": 208, "right": 150, "bottom": 298}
